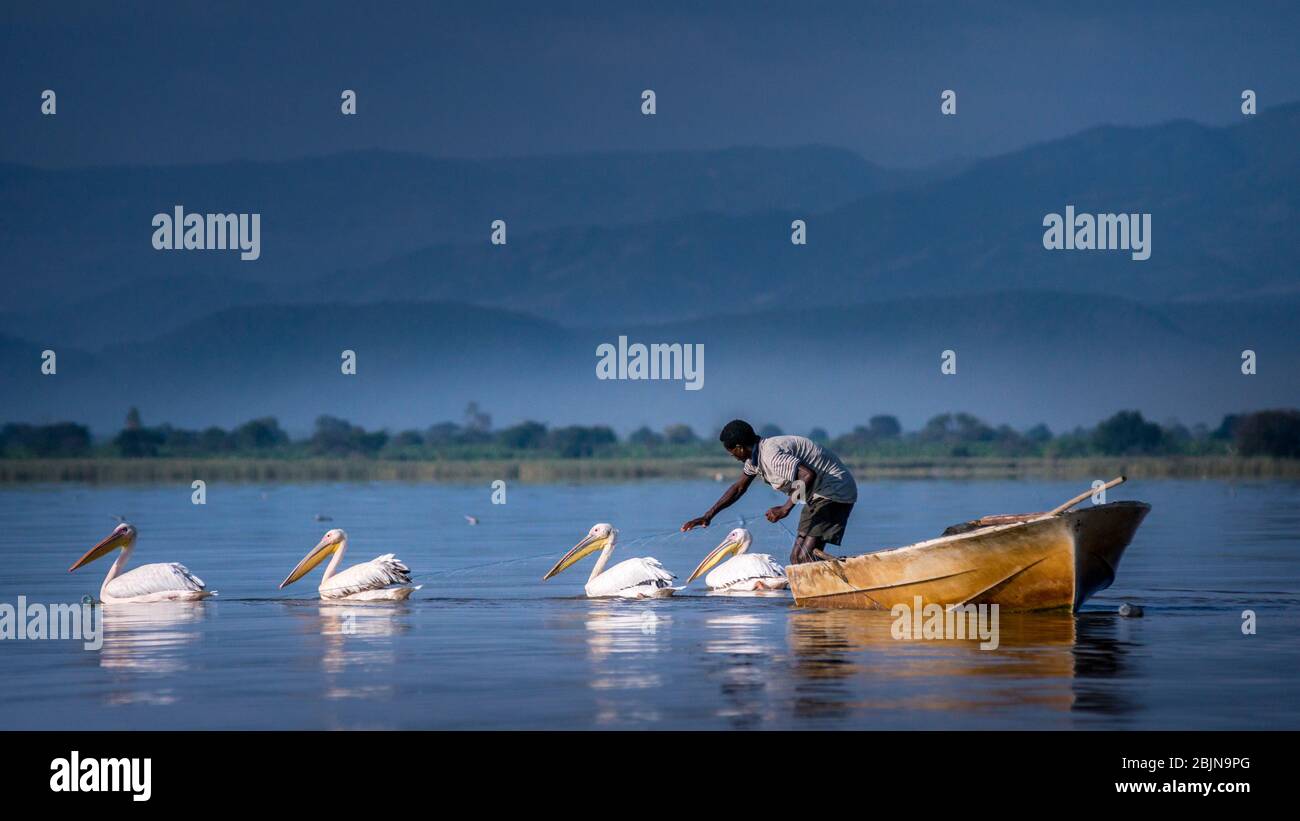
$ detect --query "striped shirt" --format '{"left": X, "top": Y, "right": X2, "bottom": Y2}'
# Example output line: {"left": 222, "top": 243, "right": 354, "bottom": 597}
{"left": 743, "top": 435, "right": 857, "bottom": 503}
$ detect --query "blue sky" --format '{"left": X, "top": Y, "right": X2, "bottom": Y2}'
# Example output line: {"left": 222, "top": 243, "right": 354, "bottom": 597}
{"left": 4, "top": 0, "right": 1299, "bottom": 168}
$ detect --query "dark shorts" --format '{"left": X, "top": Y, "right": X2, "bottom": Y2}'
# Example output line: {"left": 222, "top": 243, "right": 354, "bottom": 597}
{"left": 798, "top": 497, "right": 854, "bottom": 545}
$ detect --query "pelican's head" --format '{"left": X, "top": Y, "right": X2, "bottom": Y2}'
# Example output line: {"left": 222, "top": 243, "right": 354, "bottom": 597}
{"left": 280, "top": 528, "right": 348, "bottom": 589}
{"left": 69, "top": 522, "right": 138, "bottom": 572}
{"left": 543, "top": 523, "right": 617, "bottom": 580}
{"left": 687, "top": 527, "right": 752, "bottom": 583}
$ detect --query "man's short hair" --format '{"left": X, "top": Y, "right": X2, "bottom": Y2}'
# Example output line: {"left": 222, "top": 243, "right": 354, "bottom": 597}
{"left": 719, "top": 419, "right": 759, "bottom": 450}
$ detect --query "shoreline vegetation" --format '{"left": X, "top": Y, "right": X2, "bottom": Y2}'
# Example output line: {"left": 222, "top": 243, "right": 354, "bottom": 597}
{"left": 2, "top": 455, "right": 1299, "bottom": 484}
{"left": 3, "top": 405, "right": 1298, "bottom": 484}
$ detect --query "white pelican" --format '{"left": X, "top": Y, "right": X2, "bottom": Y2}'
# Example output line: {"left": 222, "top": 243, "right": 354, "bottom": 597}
{"left": 543, "top": 523, "right": 679, "bottom": 598}
{"left": 279, "top": 528, "right": 420, "bottom": 601}
{"left": 686, "top": 528, "right": 787, "bottom": 592}
{"left": 69, "top": 522, "right": 214, "bottom": 604}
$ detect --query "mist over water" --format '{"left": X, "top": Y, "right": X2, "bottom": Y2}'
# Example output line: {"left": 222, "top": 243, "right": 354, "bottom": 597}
{"left": 1, "top": 479, "right": 1296, "bottom": 729}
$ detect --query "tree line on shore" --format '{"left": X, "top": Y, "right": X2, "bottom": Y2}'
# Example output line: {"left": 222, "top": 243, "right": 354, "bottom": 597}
{"left": 3, "top": 405, "right": 1299, "bottom": 461}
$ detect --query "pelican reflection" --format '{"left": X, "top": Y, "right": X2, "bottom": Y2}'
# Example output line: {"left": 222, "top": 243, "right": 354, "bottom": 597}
{"left": 582, "top": 602, "right": 669, "bottom": 725}
{"left": 98, "top": 601, "right": 207, "bottom": 707}
{"left": 286, "top": 601, "right": 411, "bottom": 701}
{"left": 99, "top": 601, "right": 205, "bottom": 675}
{"left": 702, "top": 612, "right": 781, "bottom": 728}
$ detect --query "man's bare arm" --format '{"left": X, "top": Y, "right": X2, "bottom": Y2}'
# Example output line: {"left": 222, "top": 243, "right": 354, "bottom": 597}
{"left": 681, "top": 473, "right": 756, "bottom": 530}
{"left": 766, "top": 463, "right": 817, "bottom": 523}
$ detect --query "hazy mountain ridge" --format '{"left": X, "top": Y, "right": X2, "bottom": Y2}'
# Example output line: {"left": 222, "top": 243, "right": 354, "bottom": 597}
{"left": 0, "top": 144, "right": 904, "bottom": 315}
{"left": 321, "top": 104, "right": 1300, "bottom": 322}
{"left": 4, "top": 109, "right": 1296, "bottom": 433}
{"left": 3, "top": 291, "right": 1294, "bottom": 435}
{"left": 6, "top": 107, "right": 1294, "bottom": 340}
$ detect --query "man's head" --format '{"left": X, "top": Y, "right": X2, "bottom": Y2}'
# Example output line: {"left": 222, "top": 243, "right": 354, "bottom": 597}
{"left": 719, "top": 419, "right": 760, "bottom": 461}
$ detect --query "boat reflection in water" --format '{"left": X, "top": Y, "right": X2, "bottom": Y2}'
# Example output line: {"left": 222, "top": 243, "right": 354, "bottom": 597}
{"left": 784, "top": 607, "right": 1135, "bottom": 727}
{"left": 98, "top": 601, "right": 207, "bottom": 706}
{"left": 1069, "top": 614, "right": 1140, "bottom": 719}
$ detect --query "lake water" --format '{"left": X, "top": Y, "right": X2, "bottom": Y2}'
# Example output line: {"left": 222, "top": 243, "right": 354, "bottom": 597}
{"left": 0, "top": 478, "right": 1297, "bottom": 730}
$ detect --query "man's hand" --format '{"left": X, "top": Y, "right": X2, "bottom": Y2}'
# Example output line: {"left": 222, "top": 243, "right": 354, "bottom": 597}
{"left": 684, "top": 474, "right": 755, "bottom": 533}
{"left": 765, "top": 504, "right": 793, "bottom": 523}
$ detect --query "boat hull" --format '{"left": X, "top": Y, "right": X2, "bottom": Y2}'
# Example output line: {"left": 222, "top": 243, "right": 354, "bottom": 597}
{"left": 786, "top": 501, "right": 1150, "bottom": 612}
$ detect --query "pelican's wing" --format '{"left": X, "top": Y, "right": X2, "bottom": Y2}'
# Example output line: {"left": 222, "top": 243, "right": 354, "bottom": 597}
{"left": 104, "top": 562, "right": 206, "bottom": 599}
{"left": 588, "top": 556, "right": 676, "bottom": 596}
{"left": 320, "top": 554, "right": 414, "bottom": 596}
{"left": 705, "top": 553, "right": 785, "bottom": 589}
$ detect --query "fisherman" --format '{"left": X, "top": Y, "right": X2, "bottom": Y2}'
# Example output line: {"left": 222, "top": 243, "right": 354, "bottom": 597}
{"left": 681, "top": 420, "right": 857, "bottom": 564}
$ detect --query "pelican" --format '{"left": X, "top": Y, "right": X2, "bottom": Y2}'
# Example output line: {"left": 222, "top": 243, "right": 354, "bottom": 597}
{"left": 279, "top": 528, "right": 420, "bottom": 601}
{"left": 686, "top": 528, "right": 787, "bottom": 592}
{"left": 69, "top": 522, "right": 214, "bottom": 604}
{"left": 543, "top": 523, "right": 679, "bottom": 598}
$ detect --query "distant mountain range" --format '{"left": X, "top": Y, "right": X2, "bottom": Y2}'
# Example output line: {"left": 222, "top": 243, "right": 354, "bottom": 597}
{"left": 0, "top": 145, "right": 933, "bottom": 319}
{"left": 315, "top": 103, "right": 1300, "bottom": 323}
{"left": 3, "top": 291, "right": 1294, "bottom": 435}
{"left": 3, "top": 106, "right": 1296, "bottom": 433}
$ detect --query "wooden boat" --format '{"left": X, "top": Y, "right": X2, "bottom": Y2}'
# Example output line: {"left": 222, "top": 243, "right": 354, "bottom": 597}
{"left": 787, "top": 485, "right": 1150, "bottom": 612}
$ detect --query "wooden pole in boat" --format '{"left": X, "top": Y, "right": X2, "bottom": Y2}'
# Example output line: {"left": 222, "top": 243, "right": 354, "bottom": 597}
{"left": 1048, "top": 475, "right": 1126, "bottom": 516}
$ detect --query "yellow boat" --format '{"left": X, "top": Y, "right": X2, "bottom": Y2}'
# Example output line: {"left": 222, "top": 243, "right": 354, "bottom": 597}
{"left": 787, "top": 481, "right": 1150, "bottom": 613}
